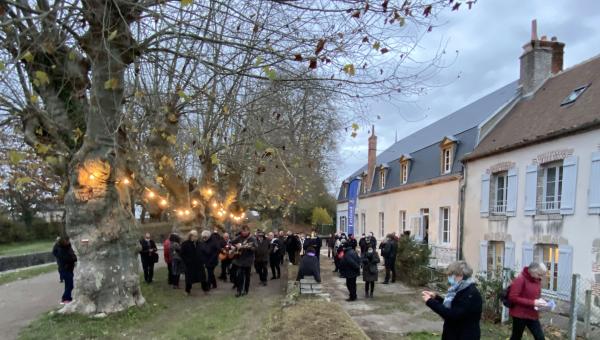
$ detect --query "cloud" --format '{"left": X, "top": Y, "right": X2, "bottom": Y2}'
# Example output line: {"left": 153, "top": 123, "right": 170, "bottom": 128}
{"left": 334, "top": 0, "right": 600, "bottom": 188}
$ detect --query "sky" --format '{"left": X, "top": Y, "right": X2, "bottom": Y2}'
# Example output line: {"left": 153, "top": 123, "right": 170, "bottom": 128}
{"left": 333, "top": 0, "right": 600, "bottom": 190}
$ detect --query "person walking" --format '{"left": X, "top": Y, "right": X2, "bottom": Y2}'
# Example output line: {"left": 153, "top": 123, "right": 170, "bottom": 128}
{"left": 278, "top": 230, "right": 287, "bottom": 265}
{"left": 218, "top": 233, "right": 233, "bottom": 281}
{"left": 163, "top": 235, "right": 172, "bottom": 285}
{"left": 381, "top": 234, "right": 397, "bottom": 284}
{"left": 169, "top": 233, "right": 182, "bottom": 289}
{"left": 361, "top": 245, "right": 380, "bottom": 298}
{"left": 52, "top": 236, "right": 63, "bottom": 283}
{"left": 205, "top": 230, "right": 222, "bottom": 289}
{"left": 340, "top": 241, "right": 361, "bottom": 301}
{"left": 508, "top": 262, "right": 549, "bottom": 340}
{"left": 268, "top": 232, "right": 282, "bottom": 280}
{"left": 296, "top": 246, "right": 321, "bottom": 283}
{"left": 232, "top": 225, "right": 257, "bottom": 297}
{"left": 139, "top": 232, "right": 158, "bottom": 283}
{"left": 254, "top": 230, "right": 270, "bottom": 286}
{"left": 180, "top": 230, "right": 206, "bottom": 296}
{"left": 285, "top": 232, "right": 299, "bottom": 265}
{"left": 54, "top": 236, "right": 77, "bottom": 304}
{"left": 327, "top": 233, "right": 335, "bottom": 258}
{"left": 197, "top": 231, "right": 214, "bottom": 293}
{"left": 359, "top": 234, "right": 367, "bottom": 255}
{"left": 422, "top": 260, "right": 482, "bottom": 340}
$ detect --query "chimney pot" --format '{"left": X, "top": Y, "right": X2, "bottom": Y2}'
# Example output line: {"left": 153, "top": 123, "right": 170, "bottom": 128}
{"left": 366, "top": 126, "right": 377, "bottom": 192}
{"left": 551, "top": 36, "right": 558, "bottom": 42}
{"left": 520, "top": 20, "right": 563, "bottom": 94}
{"left": 531, "top": 19, "right": 538, "bottom": 40}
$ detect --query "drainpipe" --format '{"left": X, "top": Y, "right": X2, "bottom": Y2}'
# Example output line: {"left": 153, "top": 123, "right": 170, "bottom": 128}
{"left": 458, "top": 161, "right": 468, "bottom": 261}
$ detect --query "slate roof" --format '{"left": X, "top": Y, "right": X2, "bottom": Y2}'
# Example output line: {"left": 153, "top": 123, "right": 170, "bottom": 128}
{"left": 465, "top": 55, "right": 600, "bottom": 161}
{"left": 338, "top": 80, "right": 520, "bottom": 201}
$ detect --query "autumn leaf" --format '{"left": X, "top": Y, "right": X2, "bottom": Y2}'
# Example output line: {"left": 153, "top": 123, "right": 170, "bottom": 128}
{"left": 263, "top": 66, "right": 276, "bottom": 80}
{"left": 108, "top": 30, "right": 118, "bottom": 41}
{"left": 134, "top": 90, "right": 145, "bottom": 98}
{"left": 210, "top": 153, "right": 220, "bottom": 165}
{"left": 254, "top": 56, "right": 263, "bottom": 66}
{"left": 0, "top": 62, "right": 4, "bottom": 71}
{"left": 180, "top": 0, "right": 193, "bottom": 6}
{"left": 315, "top": 39, "right": 326, "bottom": 55}
{"left": 351, "top": 123, "right": 359, "bottom": 131}
{"left": 166, "top": 134, "right": 177, "bottom": 145}
{"left": 8, "top": 150, "right": 24, "bottom": 165}
{"left": 372, "top": 41, "right": 381, "bottom": 50}
{"left": 15, "top": 177, "right": 32, "bottom": 190}
{"left": 343, "top": 64, "right": 355, "bottom": 76}
{"left": 104, "top": 78, "right": 119, "bottom": 90}
{"left": 72, "top": 127, "right": 83, "bottom": 143}
{"left": 45, "top": 156, "right": 59, "bottom": 165}
{"left": 30, "top": 95, "right": 39, "bottom": 103}
{"left": 351, "top": 10, "right": 360, "bottom": 18}
{"left": 22, "top": 51, "right": 34, "bottom": 63}
{"left": 68, "top": 51, "right": 76, "bottom": 61}
{"left": 35, "top": 143, "right": 51, "bottom": 154}
{"left": 34, "top": 70, "right": 50, "bottom": 86}
{"left": 156, "top": 176, "right": 164, "bottom": 184}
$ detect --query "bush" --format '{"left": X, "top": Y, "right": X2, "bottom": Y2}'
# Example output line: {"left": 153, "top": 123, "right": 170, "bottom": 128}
{"left": 0, "top": 215, "right": 64, "bottom": 244}
{"left": 395, "top": 236, "right": 432, "bottom": 286}
{"left": 476, "top": 269, "right": 514, "bottom": 322}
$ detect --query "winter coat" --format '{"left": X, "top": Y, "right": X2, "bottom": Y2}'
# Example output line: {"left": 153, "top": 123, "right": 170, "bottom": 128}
{"left": 163, "top": 239, "right": 171, "bottom": 264}
{"left": 232, "top": 235, "right": 257, "bottom": 268}
{"left": 296, "top": 254, "right": 321, "bottom": 283}
{"left": 255, "top": 237, "right": 270, "bottom": 263}
{"left": 269, "top": 238, "right": 283, "bottom": 263}
{"left": 180, "top": 240, "right": 206, "bottom": 283}
{"left": 285, "top": 235, "right": 299, "bottom": 252}
{"left": 426, "top": 282, "right": 482, "bottom": 340}
{"left": 361, "top": 251, "right": 380, "bottom": 282}
{"left": 278, "top": 235, "right": 287, "bottom": 253}
{"left": 327, "top": 236, "right": 336, "bottom": 248}
{"left": 340, "top": 247, "right": 361, "bottom": 279}
{"left": 204, "top": 234, "right": 221, "bottom": 268}
{"left": 359, "top": 237, "right": 367, "bottom": 254}
{"left": 170, "top": 241, "right": 183, "bottom": 275}
{"left": 382, "top": 239, "right": 398, "bottom": 266}
{"left": 55, "top": 243, "right": 77, "bottom": 272}
{"left": 139, "top": 239, "right": 157, "bottom": 260}
{"left": 509, "top": 267, "right": 542, "bottom": 320}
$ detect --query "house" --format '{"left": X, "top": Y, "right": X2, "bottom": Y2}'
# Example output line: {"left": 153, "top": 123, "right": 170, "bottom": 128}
{"left": 462, "top": 21, "right": 600, "bottom": 300}
{"left": 336, "top": 80, "right": 520, "bottom": 267}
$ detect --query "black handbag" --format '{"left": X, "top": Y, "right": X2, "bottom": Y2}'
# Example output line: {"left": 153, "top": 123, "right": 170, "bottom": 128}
{"left": 151, "top": 252, "right": 159, "bottom": 263}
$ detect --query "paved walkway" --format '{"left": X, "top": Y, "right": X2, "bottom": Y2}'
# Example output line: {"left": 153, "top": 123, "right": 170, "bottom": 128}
{"left": 0, "top": 252, "right": 166, "bottom": 340}
{"left": 319, "top": 251, "right": 443, "bottom": 339}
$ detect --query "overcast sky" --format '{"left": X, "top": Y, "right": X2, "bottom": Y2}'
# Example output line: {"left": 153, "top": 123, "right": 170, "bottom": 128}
{"left": 333, "top": 0, "right": 600, "bottom": 189}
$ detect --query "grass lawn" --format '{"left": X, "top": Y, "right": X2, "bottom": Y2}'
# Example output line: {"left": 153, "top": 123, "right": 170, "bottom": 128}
{"left": 404, "top": 321, "right": 568, "bottom": 339}
{"left": 0, "top": 240, "right": 55, "bottom": 257}
{"left": 0, "top": 264, "right": 57, "bottom": 286}
{"left": 19, "top": 267, "right": 284, "bottom": 340}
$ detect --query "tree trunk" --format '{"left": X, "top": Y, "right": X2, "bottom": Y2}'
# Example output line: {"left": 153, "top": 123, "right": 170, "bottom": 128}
{"left": 60, "top": 2, "right": 143, "bottom": 314}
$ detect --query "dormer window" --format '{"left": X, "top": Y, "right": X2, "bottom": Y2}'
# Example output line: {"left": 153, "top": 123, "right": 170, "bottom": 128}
{"left": 380, "top": 170, "right": 386, "bottom": 189}
{"left": 439, "top": 136, "right": 457, "bottom": 175}
{"left": 560, "top": 85, "right": 588, "bottom": 106}
{"left": 399, "top": 154, "right": 412, "bottom": 185}
{"left": 361, "top": 172, "right": 368, "bottom": 194}
{"left": 343, "top": 182, "right": 349, "bottom": 198}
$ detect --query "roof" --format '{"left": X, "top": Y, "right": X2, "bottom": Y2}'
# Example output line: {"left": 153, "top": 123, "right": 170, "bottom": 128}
{"left": 466, "top": 55, "right": 600, "bottom": 161}
{"left": 337, "top": 80, "right": 520, "bottom": 201}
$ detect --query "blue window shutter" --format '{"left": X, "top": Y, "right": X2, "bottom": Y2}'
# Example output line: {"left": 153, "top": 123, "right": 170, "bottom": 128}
{"left": 480, "top": 240, "right": 488, "bottom": 272}
{"left": 522, "top": 242, "right": 533, "bottom": 268}
{"left": 558, "top": 245, "right": 573, "bottom": 298}
{"left": 589, "top": 152, "right": 600, "bottom": 214}
{"left": 560, "top": 156, "right": 578, "bottom": 215}
{"left": 504, "top": 241, "right": 515, "bottom": 271}
{"left": 524, "top": 165, "right": 538, "bottom": 216}
{"left": 506, "top": 168, "right": 518, "bottom": 217}
{"left": 480, "top": 173, "right": 490, "bottom": 217}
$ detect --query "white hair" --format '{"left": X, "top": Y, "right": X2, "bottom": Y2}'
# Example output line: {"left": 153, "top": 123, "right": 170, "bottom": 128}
{"left": 201, "top": 230, "right": 211, "bottom": 239}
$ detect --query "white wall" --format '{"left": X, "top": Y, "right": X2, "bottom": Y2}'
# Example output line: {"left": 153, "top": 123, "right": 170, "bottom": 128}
{"left": 463, "top": 129, "right": 600, "bottom": 287}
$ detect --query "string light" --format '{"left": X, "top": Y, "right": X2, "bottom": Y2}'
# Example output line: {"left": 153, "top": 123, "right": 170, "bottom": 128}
{"left": 212, "top": 202, "right": 218, "bottom": 208}
{"left": 147, "top": 190, "right": 155, "bottom": 199}
{"left": 177, "top": 210, "right": 184, "bottom": 217}
{"left": 89, "top": 174, "right": 95, "bottom": 180}
{"left": 192, "top": 200, "right": 198, "bottom": 207}
{"left": 207, "top": 188, "right": 213, "bottom": 195}
{"left": 159, "top": 199, "right": 167, "bottom": 207}
{"left": 184, "top": 210, "right": 191, "bottom": 216}
{"left": 122, "top": 178, "right": 130, "bottom": 185}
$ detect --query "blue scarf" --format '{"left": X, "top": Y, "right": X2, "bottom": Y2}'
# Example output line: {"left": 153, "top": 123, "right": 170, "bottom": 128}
{"left": 443, "top": 278, "right": 475, "bottom": 308}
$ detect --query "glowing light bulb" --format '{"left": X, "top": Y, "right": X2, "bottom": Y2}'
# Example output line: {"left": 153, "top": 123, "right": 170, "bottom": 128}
{"left": 185, "top": 210, "right": 191, "bottom": 216}
{"left": 192, "top": 200, "right": 198, "bottom": 207}
{"left": 89, "top": 174, "right": 95, "bottom": 180}
{"left": 207, "top": 189, "right": 213, "bottom": 195}
{"left": 159, "top": 199, "right": 167, "bottom": 207}
{"left": 148, "top": 191, "right": 155, "bottom": 199}
{"left": 212, "top": 202, "right": 218, "bottom": 208}
{"left": 177, "top": 210, "right": 184, "bottom": 216}
{"left": 123, "top": 178, "right": 130, "bottom": 185}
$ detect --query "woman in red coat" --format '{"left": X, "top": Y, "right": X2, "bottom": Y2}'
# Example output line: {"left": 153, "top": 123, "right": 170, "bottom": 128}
{"left": 508, "top": 262, "right": 548, "bottom": 340}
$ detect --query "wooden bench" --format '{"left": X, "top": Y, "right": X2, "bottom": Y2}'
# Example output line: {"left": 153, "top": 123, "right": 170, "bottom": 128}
{"left": 299, "top": 277, "right": 322, "bottom": 294}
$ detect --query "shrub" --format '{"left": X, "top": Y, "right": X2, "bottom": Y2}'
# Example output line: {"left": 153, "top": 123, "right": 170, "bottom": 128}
{"left": 476, "top": 268, "right": 514, "bottom": 322}
{"left": 395, "top": 236, "right": 432, "bottom": 286}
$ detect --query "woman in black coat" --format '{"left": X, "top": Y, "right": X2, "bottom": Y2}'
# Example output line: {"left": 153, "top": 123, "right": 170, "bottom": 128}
{"left": 422, "top": 260, "right": 482, "bottom": 340}
{"left": 180, "top": 230, "right": 207, "bottom": 295}
{"left": 361, "top": 245, "right": 379, "bottom": 298}
{"left": 339, "top": 243, "right": 361, "bottom": 301}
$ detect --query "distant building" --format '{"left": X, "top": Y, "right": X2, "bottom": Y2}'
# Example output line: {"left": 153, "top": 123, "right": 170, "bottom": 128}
{"left": 462, "top": 21, "right": 600, "bottom": 300}
{"left": 336, "top": 81, "right": 520, "bottom": 267}
{"left": 36, "top": 202, "right": 64, "bottom": 223}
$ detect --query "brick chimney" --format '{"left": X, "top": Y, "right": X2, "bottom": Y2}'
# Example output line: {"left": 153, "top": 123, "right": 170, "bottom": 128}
{"left": 366, "top": 125, "right": 377, "bottom": 191}
{"left": 519, "top": 19, "right": 565, "bottom": 95}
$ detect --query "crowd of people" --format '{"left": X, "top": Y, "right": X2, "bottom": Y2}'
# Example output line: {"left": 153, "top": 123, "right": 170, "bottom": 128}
{"left": 51, "top": 226, "right": 553, "bottom": 340}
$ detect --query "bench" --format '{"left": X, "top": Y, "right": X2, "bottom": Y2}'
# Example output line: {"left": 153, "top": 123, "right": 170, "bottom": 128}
{"left": 299, "top": 277, "right": 322, "bottom": 294}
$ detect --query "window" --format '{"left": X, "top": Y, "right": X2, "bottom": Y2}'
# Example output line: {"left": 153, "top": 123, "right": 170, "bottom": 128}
{"left": 534, "top": 244, "right": 559, "bottom": 292}
{"left": 399, "top": 210, "right": 406, "bottom": 233}
{"left": 380, "top": 170, "right": 386, "bottom": 189}
{"left": 361, "top": 213, "right": 366, "bottom": 235}
{"left": 492, "top": 172, "right": 508, "bottom": 214}
{"left": 442, "top": 147, "right": 452, "bottom": 174}
{"left": 542, "top": 163, "right": 563, "bottom": 212}
{"left": 560, "top": 85, "right": 588, "bottom": 106}
{"left": 343, "top": 184, "right": 348, "bottom": 198}
{"left": 340, "top": 216, "right": 347, "bottom": 233}
{"left": 420, "top": 208, "right": 429, "bottom": 244}
{"left": 362, "top": 179, "right": 368, "bottom": 194}
{"left": 401, "top": 163, "right": 408, "bottom": 184}
{"left": 379, "top": 212, "right": 385, "bottom": 238}
{"left": 487, "top": 241, "right": 505, "bottom": 278}
{"left": 440, "top": 207, "right": 450, "bottom": 244}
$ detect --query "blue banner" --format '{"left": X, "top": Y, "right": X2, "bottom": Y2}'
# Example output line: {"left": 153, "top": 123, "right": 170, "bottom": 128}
{"left": 347, "top": 178, "right": 360, "bottom": 236}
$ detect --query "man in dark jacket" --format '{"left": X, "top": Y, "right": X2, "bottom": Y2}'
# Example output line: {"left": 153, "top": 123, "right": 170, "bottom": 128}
{"left": 340, "top": 242, "right": 361, "bottom": 301}
{"left": 423, "top": 260, "right": 482, "bottom": 340}
{"left": 278, "top": 230, "right": 287, "bottom": 265}
{"left": 358, "top": 234, "right": 367, "bottom": 255}
{"left": 381, "top": 234, "right": 398, "bottom": 284}
{"left": 268, "top": 232, "right": 282, "bottom": 279}
{"left": 348, "top": 234, "right": 358, "bottom": 251}
{"left": 296, "top": 246, "right": 321, "bottom": 283}
{"left": 232, "top": 225, "right": 257, "bottom": 297}
{"left": 202, "top": 230, "right": 221, "bottom": 290}
{"left": 54, "top": 236, "right": 77, "bottom": 304}
{"left": 139, "top": 232, "right": 158, "bottom": 283}
{"left": 181, "top": 230, "right": 206, "bottom": 295}
{"left": 285, "top": 232, "right": 300, "bottom": 265}
{"left": 327, "top": 234, "right": 336, "bottom": 258}
{"left": 254, "top": 230, "right": 270, "bottom": 286}
{"left": 52, "top": 237, "right": 63, "bottom": 283}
